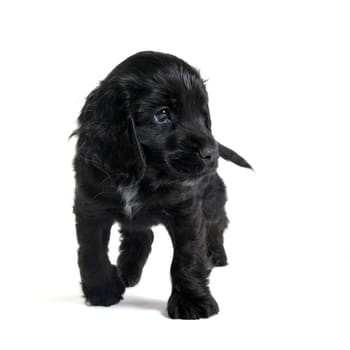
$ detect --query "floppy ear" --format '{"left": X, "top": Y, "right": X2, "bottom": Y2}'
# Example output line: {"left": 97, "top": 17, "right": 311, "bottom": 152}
{"left": 218, "top": 142, "right": 253, "bottom": 170}
{"left": 73, "top": 86, "right": 145, "bottom": 183}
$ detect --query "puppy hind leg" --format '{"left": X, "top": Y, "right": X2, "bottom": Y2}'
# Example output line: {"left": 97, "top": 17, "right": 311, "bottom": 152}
{"left": 117, "top": 228, "right": 154, "bottom": 287}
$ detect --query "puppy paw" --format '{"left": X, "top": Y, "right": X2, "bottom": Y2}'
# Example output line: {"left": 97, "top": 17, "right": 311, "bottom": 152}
{"left": 167, "top": 292, "right": 219, "bottom": 319}
{"left": 118, "top": 261, "right": 143, "bottom": 287}
{"left": 210, "top": 254, "right": 228, "bottom": 267}
{"left": 209, "top": 247, "right": 228, "bottom": 267}
{"left": 119, "top": 268, "right": 142, "bottom": 288}
{"left": 82, "top": 266, "right": 125, "bottom": 306}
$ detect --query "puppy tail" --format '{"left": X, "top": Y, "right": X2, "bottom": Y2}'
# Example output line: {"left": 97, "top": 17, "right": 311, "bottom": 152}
{"left": 218, "top": 143, "right": 253, "bottom": 170}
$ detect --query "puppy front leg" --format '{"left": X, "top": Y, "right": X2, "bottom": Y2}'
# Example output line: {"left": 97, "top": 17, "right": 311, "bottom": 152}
{"left": 117, "top": 227, "right": 154, "bottom": 287}
{"left": 166, "top": 216, "right": 219, "bottom": 319}
{"left": 75, "top": 215, "right": 125, "bottom": 306}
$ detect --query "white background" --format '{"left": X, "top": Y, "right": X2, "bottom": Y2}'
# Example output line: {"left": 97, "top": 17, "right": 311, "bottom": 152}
{"left": 0, "top": 0, "right": 349, "bottom": 349}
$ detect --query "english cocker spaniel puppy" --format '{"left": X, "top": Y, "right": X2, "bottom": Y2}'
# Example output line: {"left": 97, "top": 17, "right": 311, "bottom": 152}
{"left": 72, "top": 51, "right": 252, "bottom": 319}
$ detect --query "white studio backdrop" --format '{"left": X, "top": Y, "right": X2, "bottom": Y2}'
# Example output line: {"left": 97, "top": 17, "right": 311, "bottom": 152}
{"left": 0, "top": 1, "right": 349, "bottom": 349}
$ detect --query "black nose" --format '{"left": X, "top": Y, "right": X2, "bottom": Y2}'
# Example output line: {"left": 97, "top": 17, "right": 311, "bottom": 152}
{"left": 198, "top": 146, "right": 216, "bottom": 161}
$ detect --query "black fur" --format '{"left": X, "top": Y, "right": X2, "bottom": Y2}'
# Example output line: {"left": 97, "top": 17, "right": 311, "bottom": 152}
{"left": 72, "top": 51, "right": 251, "bottom": 319}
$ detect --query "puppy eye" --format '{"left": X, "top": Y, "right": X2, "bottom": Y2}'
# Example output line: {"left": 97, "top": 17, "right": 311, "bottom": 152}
{"left": 154, "top": 107, "right": 171, "bottom": 124}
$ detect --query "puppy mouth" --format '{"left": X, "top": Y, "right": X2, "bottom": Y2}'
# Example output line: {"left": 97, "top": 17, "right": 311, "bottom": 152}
{"left": 168, "top": 154, "right": 218, "bottom": 179}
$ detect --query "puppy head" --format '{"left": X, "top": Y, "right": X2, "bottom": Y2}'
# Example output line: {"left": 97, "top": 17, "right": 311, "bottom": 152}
{"left": 121, "top": 51, "right": 218, "bottom": 181}
{"left": 74, "top": 51, "right": 218, "bottom": 183}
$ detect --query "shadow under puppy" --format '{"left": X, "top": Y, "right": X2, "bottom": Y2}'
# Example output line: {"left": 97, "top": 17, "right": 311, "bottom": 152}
{"left": 72, "top": 51, "right": 252, "bottom": 319}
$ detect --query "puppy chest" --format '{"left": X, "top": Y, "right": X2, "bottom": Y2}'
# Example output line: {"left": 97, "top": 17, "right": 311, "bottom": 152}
{"left": 118, "top": 185, "right": 140, "bottom": 218}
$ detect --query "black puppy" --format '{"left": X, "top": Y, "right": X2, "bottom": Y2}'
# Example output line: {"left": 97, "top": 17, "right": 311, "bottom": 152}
{"left": 72, "top": 51, "right": 251, "bottom": 319}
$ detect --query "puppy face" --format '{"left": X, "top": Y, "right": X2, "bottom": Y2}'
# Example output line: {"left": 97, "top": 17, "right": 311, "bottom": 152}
{"left": 75, "top": 52, "right": 220, "bottom": 184}
{"left": 123, "top": 53, "right": 219, "bottom": 181}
